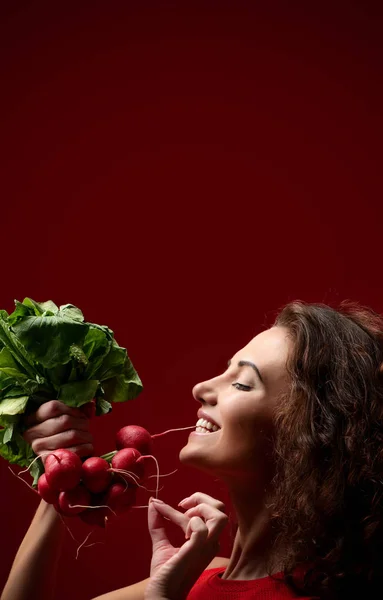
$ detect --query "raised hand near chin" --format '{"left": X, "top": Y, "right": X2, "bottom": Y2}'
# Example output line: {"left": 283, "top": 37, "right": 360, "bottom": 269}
{"left": 145, "top": 492, "right": 228, "bottom": 600}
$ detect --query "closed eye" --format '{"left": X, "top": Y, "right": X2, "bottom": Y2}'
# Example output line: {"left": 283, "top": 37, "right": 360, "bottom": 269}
{"left": 232, "top": 382, "right": 252, "bottom": 391}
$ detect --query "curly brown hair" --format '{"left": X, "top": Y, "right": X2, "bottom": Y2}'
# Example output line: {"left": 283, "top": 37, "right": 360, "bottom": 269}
{"left": 268, "top": 301, "right": 383, "bottom": 598}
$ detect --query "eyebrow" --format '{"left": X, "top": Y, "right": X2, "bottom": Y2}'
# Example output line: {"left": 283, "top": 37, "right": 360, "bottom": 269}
{"left": 227, "top": 359, "right": 264, "bottom": 384}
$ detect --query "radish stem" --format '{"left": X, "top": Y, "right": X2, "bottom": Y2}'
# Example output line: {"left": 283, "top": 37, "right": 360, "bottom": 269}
{"left": 100, "top": 450, "right": 118, "bottom": 462}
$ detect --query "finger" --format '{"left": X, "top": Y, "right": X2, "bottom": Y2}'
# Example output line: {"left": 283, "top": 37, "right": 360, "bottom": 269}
{"left": 25, "top": 400, "right": 87, "bottom": 426}
{"left": 178, "top": 492, "right": 226, "bottom": 513}
{"left": 36, "top": 443, "right": 94, "bottom": 464}
{"left": 185, "top": 515, "right": 209, "bottom": 541}
{"left": 148, "top": 500, "right": 189, "bottom": 536}
{"left": 147, "top": 501, "right": 172, "bottom": 549}
{"left": 30, "top": 429, "right": 93, "bottom": 455}
{"left": 166, "top": 517, "right": 216, "bottom": 572}
{"left": 65, "top": 443, "right": 94, "bottom": 458}
{"left": 154, "top": 517, "right": 220, "bottom": 591}
{"left": 23, "top": 415, "right": 90, "bottom": 443}
{"left": 184, "top": 503, "right": 228, "bottom": 542}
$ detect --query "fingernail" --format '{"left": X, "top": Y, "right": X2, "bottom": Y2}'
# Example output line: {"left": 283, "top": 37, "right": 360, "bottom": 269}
{"left": 178, "top": 497, "right": 189, "bottom": 506}
{"left": 151, "top": 497, "right": 164, "bottom": 503}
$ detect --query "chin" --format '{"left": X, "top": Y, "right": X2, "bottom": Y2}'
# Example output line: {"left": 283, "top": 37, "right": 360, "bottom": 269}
{"left": 179, "top": 442, "right": 192, "bottom": 464}
{"left": 178, "top": 441, "right": 216, "bottom": 474}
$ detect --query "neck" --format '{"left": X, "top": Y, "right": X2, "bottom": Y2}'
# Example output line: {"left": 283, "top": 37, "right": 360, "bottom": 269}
{"left": 221, "top": 476, "right": 281, "bottom": 581}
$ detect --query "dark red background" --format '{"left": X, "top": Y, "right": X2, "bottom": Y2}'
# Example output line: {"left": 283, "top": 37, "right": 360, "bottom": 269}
{"left": 1, "top": 2, "right": 382, "bottom": 598}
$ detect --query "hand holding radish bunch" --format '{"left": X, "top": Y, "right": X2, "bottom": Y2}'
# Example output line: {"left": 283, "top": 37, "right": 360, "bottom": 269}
{"left": 21, "top": 400, "right": 229, "bottom": 598}
{"left": 23, "top": 400, "right": 94, "bottom": 460}
{"left": 23, "top": 400, "right": 154, "bottom": 527}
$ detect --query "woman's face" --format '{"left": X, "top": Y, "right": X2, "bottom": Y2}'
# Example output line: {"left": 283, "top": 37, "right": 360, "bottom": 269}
{"left": 179, "top": 326, "right": 292, "bottom": 481}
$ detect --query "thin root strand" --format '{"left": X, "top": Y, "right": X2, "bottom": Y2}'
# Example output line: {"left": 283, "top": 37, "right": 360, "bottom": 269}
{"left": 70, "top": 504, "right": 117, "bottom": 517}
{"left": 139, "top": 455, "right": 160, "bottom": 498}
{"left": 148, "top": 469, "right": 178, "bottom": 479}
{"left": 8, "top": 467, "right": 40, "bottom": 494}
{"left": 151, "top": 425, "right": 195, "bottom": 439}
{"left": 76, "top": 531, "right": 93, "bottom": 560}
{"left": 17, "top": 452, "right": 53, "bottom": 476}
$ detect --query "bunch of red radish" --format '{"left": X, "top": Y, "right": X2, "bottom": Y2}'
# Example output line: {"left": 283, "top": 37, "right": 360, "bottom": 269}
{"left": 37, "top": 425, "right": 153, "bottom": 527}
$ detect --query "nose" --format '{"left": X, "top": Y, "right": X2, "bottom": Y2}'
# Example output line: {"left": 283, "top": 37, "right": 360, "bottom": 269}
{"left": 192, "top": 378, "right": 217, "bottom": 406}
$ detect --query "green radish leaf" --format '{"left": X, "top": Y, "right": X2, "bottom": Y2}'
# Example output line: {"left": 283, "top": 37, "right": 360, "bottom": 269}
{"left": 58, "top": 379, "right": 99, "bottom": 407}
{"left": 95, "top": 398, "right": 112, "bottom": 416}
{"left": 102, "top": 357, "right": 143, "bottom": 403}
{"left": 0, "top": 367, "right": 29, "bottom": 381}
{"left": 0, "top": 396, "right": 29, "bottom": 415}
{"left": 22, "top": 298, "right": 59, "bottom": 316}
{"left": 59, "top": 304, "right": 84, "bottom": 322}
{"left": 3, "top": 424, "right": 14, "bottom": 444}
{"left": 2, "top": 386, "right": 27, "bottom": 399}
{"left": 0, "top": 431, "right": 34, "bottom": 467}
{"left": 0, "top": 347, "right": 32, "bottom": 392}
{"left": 7, "top": 300, "right": 35, "bottom": 326}
{"left": 0, "top": 317, "right": 37, "bottom": 379}
{"left": 96, "top": 341, "right": 127, "bottom": 382}
{"left": 30, "top": 458, "right": 44, "bottom": 487}
{"left": 0, "top": 414, "right": 20, "bottom": 427}
{"left": 0, "top": 346, "right": 27, "bottom": 372}
{"left": 83, "top": 327, "right": 111, "bottom": 379}
{"left": 23, "top": 379, "right": 41, "bottom": 395}
{"left": 12, "top": 315, "right": 88, "bottom": 368}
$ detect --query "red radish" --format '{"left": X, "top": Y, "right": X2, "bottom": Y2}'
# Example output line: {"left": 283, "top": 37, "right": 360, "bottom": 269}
{"left": 111, "top": 448, "right": 144, "bottom": 480}
{"left": 82, "top": 457, "right": 112, "bottom": 493}
{"left": 45, "top": 449, "right": 83, "bottom": 492}
{"left": 37, "top": 473, "right": 59, "bottom": 504}
{"left": 58, "top": 485, "right": 91, "bottom": 516}
{"left": 115, "top": 425, "right": 153, "bottom": 456}
{"left": 103, "top": 482, "right": 137, "bottom": 514}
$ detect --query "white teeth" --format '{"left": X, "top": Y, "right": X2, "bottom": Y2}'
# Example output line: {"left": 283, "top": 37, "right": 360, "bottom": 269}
{"left": 195, "top": 417, "right": 220, "bottom": 432}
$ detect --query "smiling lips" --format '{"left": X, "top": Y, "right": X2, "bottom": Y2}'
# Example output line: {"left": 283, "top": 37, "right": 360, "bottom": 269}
{"left": 195, "top": 417, "right": 220, "bottom": 433}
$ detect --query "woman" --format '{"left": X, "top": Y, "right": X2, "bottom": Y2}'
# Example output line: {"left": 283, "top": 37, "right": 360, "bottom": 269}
{"left": 2, "top": 301, "right": 383, "bottom": 599}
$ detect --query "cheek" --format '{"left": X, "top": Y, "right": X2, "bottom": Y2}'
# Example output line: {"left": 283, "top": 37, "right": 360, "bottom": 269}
{"left": 223, "top": 394, "right": 272, "bottom": 428}
{"left": 221, "top": 400, "right": 274, "bottom": 449}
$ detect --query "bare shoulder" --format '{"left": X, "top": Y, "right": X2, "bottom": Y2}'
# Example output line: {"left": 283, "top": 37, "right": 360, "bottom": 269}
{"left": 206, "top": 556, "right": 230, "bottom": 569}
{"left": 91, "top": 558, "right": 229, "bottom": 600}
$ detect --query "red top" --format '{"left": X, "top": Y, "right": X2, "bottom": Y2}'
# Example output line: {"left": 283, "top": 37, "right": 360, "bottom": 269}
{"left": 186, "top": 568, "right": 316, "bottom": 599}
